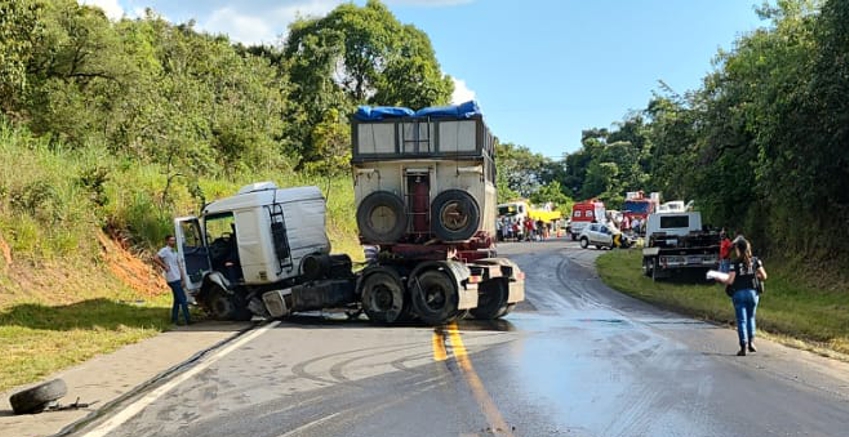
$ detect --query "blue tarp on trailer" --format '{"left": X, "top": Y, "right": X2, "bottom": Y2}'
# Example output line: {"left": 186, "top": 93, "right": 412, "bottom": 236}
{"left": 414, "top": 100, "right": 481, "bottom": 119}
{"left": 353, "top": 101, "right": 482, "bottom": 121}
{"left": 353, "top": 106, "right": 414, "bottom": 121}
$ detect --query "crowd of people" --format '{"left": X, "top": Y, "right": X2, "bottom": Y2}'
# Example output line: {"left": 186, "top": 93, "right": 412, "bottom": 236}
{"left": 496, "top": 216, "right": 556, "bottom": 242}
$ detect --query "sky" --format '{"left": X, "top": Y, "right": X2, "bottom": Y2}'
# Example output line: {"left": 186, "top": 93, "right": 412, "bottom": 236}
{"left": 80, "top": 0, "right": 767, "bottom": 158}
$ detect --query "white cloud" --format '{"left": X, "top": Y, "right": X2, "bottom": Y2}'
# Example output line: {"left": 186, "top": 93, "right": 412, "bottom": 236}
{"left": 78, "top": 0, "right": 124, "bottom": 20}
{"left": 202, "top": 1, "right": 340, "bottom": 45}
{"left": 451, "top": 77, "right": 476, "bottom": 104}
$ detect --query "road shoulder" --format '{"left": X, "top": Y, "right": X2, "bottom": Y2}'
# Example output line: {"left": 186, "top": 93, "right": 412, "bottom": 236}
{"left": 0, "top": 322, "right": 250, "bottom": 437}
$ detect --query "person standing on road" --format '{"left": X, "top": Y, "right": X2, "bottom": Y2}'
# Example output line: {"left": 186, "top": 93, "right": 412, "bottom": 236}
{"left": 719, "top": 229, "right": 733, "bottom": 272}
{"left": 716, "top": 238, "right": 767, "bottom": 356}
{"left": 154, "top": 235, "right": 192, "bottom": 325}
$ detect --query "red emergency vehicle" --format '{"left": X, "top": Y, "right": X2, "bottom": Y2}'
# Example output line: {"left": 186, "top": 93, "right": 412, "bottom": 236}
{"left": 569, "top": 199, "right": 605, "bottom": 240}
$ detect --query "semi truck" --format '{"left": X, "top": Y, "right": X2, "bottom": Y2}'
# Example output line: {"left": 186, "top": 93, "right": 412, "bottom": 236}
{"left": 172, "top": 101, "right": 525, "bottom": 325}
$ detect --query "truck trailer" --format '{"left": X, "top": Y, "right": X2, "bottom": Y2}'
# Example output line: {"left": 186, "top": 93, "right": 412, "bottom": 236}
{"left": 172, "top": 101, "right": 525, "bottom": 325}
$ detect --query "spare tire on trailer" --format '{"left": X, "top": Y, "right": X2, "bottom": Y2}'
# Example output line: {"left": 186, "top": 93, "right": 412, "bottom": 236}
{"left": 431, "top": 190, "right": 481, "bottom": 243}
{"left": 357, "top": 191, "right": 408, "bottom": 244}
{"left": 9, "top": 378, "right": 67, "bottom": 415}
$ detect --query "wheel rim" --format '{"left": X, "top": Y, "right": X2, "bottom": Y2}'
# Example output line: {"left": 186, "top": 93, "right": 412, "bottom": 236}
{"left": 369, "top": 205, "right": 397, "bottom": 234}
{"left": 440, "top": 201, "right": 470, "bottom": 231}
{"left": 424, "top": 285, "right": 447, "bottom": 311}
{"left": 372, "top": 285, "right": 395, "bottom": 311}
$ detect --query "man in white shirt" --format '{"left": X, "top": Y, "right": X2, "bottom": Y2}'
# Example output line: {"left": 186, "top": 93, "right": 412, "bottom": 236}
{"left": 154, "top": 235, "right": 191, "bottom": 325}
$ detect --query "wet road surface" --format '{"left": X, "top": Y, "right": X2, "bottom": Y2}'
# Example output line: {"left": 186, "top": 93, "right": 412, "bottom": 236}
{"left": 71, "top": 240, "right": 849, "bottom": 437}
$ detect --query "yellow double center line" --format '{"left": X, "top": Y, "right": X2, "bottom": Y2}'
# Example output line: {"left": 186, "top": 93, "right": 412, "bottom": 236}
{"left": 433, "top": 322, "right": 515, "bottom": 436}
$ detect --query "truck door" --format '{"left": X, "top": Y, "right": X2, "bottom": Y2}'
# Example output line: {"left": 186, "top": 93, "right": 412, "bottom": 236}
{"left": 174, "top": 216, "right": 210, "bottom": 292}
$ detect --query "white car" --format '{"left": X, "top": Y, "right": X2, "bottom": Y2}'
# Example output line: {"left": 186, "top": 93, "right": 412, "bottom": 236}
{"left": 578, "top": 222, "right": 631, "bottom": 250}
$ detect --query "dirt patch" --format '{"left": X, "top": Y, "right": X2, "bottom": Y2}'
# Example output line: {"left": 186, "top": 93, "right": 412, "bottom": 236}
{"left": 97, "top": 233, "right": 167, "bottom": 298}
{"left": 0, "top": 232, "right": 12, "bottom": 267}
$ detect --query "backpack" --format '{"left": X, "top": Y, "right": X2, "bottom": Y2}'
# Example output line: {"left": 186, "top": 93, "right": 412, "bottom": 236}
{"left": 725, "top": 257, "right": 764, "bottom": 296}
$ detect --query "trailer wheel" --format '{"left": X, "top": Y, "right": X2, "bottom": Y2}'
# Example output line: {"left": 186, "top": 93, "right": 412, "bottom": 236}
{"left": 361, "top": 271, "right": 405, "bottom": 324}
{"left": 470, "top": 279, "right": 509, "bottom": 320}
{"left": 9, "top": 378, "right": 67, "bottom": 415}
{"left": 431, "top": 190, "right": 480, "bottom": 242}
{"left": 411, "top": 270, "right": 460, "bottom": 325}
{"left": 357, "top": 191, "right": 408, "bottom": 243}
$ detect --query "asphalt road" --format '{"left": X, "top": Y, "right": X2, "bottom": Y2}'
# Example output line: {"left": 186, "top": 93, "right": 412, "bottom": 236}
{"left": 71, "top": 240, "right": 849, "bottom": 437}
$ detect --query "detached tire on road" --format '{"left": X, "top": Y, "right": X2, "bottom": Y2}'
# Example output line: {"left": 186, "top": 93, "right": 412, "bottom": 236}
{"left": 431, "top": 190, "right": 480, "bottom": 243}
{"left": 10, "top": 378, "right": 67, "bottom": 415}
{"left": 411, "top": 270, "right": 460, "bottom": 325}
{"left": 357, "top": 191, "right": 408, "bottom": 244}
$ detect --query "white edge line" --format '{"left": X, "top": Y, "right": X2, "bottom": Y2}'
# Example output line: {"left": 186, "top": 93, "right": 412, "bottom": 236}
{"left": 80, "top": 321, "right": 282, "bottom": 437}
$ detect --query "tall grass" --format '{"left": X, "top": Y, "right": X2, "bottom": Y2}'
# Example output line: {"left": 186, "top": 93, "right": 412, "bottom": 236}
{"left": 0, "top": 121, "right": 360, "bottom": 391}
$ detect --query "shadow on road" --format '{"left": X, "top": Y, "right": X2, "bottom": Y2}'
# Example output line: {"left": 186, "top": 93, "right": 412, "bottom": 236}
{"left": 277, "top": 313, "right": 517, "bottom": 332}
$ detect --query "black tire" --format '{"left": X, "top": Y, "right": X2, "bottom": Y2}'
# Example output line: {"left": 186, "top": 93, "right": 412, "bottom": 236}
{"left": 570, "top": 233, "right": 577, "bottom": 241}
{"left": 411, "top": 270, "right": 460, "bottom": 325}
{"left": 361, "top": 271, "right": 406, "bottom": 324}
{"left": 431, "top": 190, "right": 481, "bottom": 242}
{"left": 651, "top": 259, "right": 661, "bottom": 281}
{"left": 595, "top": 245, "right": 603, "bottom": 250}
{"left": 204, "top": 285, "right": 251, "bottom": 321}
{"left": 580, "top": 237, "right": 589, "bottom": 249}
{"left": 357, "top": 191, "right": 408, "bottom": 243}
{"left": 10, "top": 379, "right": 67, "bottom": 415}
{"left": 470, "top": 279, "right": 509, "bottom": 320}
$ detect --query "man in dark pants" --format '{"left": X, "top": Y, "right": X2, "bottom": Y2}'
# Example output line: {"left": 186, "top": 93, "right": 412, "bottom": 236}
{"left": 154, "top": 235, "right": 192, "bottom": 325}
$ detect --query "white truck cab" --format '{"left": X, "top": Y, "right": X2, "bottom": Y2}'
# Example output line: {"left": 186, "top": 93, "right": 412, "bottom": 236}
{"left": 174, "top": 183, "right": 330, "bottom": 294}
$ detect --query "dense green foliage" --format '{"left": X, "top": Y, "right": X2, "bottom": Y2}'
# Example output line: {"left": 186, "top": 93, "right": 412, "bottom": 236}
{"left": 498, "top": 0, "right": 849, "bottom": 273}
{"left": 0, "top": 0, "right": 451, "bottom": 254}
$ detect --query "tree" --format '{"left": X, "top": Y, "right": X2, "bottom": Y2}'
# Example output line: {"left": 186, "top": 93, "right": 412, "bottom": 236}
{"left": 283, "top": 0, "right": 453, "bottom": 169}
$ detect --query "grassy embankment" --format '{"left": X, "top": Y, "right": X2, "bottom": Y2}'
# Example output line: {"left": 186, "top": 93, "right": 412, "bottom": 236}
{"left": 0, "top": 124, "right": 359, "bottom": 392}
{"left": 597, "top": 249, "right": 849, "bottom": 356}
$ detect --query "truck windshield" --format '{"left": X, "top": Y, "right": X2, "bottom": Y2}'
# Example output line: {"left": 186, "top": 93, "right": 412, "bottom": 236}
{"left": 623, "top": 201, "right": 650, "bottom": 214}
{"left": 660, "top": 215, "right": 689, "bottom": 228}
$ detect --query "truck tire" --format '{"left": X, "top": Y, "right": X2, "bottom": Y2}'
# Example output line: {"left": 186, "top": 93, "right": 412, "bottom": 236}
{"left": 651, "top": 259, "right": 662, "bottom": 281}
{"left": 357, "top": 191, "right": 408, "bottom": 243}
{"left": 580, "top": 237, "right": 589, "bottom": 249}
{"left": 204, "top": 285, "right": 251, "bottom": 321}
{"left": 470, "top": 279, "right": 509, "bottom": 320}
{"left": 431, "top": 190, "right": 480, "bottom": 243}
{"left": 361, "top": 270, "right": 405, "bottom": 324}
{"left": 411, "top": 270, "right": 460, "bottom": 325}
{"left": 10, "top": 378, "right": 67, "bottom": 415}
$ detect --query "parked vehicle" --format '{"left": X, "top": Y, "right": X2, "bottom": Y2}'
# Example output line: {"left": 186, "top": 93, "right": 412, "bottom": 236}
{"left": 641, "top": 210, "right": 719, "bottom": 280}
{"left": 622, "top": 191, "right": 660, "bottom": 228}
{"left": 172, "top": 102, "right": 525, "bottom": 325}
{"left": 569, "top": 199, "right": 606, "bottom": 240}
{"left": 578, "top": 222, "right": 632, "bottom": 250}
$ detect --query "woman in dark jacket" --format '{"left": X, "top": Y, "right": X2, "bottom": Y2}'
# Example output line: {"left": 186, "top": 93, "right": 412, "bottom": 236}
{"left": 717, "top": 238, "right": 768, "bottom": 356}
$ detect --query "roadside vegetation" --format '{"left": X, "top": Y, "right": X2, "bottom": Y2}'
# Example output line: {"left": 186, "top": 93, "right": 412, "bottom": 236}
{"left": 596, "top": 250, "right": 849, "bottom": 356}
